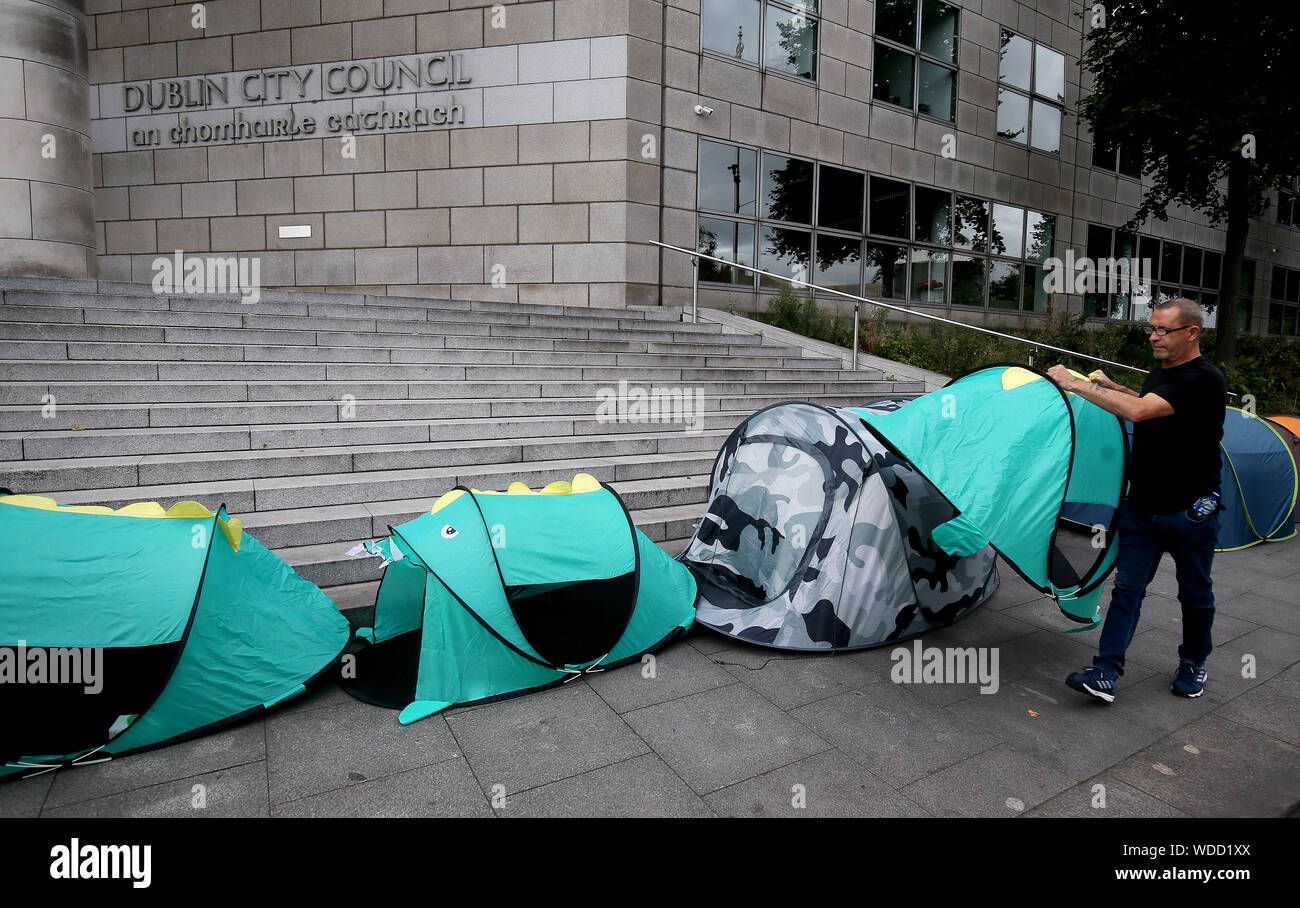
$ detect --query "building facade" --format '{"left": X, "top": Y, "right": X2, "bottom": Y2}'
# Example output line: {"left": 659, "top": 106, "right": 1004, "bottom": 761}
{"left": 3, "top": 0, "right": 1299, "bottom": 335}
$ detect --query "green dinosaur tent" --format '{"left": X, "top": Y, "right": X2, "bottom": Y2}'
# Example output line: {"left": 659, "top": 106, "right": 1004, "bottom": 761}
{"left": 342, "top": 474, "right": 697, "bottom": 724}
{"left": 0, "top": 495, "right": 349, "bottom": 781}
{"left": 855, "top": 363, "right": 1128, "bottom": 627}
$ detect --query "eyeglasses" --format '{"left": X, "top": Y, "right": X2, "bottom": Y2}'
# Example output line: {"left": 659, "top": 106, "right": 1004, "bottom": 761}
{"left": 1142, "top": 324, "right": 1194, "bottom": 337}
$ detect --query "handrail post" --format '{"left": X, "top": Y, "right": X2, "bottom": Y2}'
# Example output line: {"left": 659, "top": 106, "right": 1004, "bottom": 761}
{"left": 851, "top": 304, "right": 859, "bottom": 372}
{"left": 690, "top": 254, "right": 698, "bottom": 324}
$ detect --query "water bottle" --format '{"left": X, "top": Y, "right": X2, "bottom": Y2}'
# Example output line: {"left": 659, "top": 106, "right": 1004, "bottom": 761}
{"left": 1188, "top": 492, "right": 1220, "bottom": 522}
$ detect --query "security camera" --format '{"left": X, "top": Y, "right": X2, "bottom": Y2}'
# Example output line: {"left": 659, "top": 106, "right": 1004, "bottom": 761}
{"left": 694, "top": 105, "right": 714, "bottom": 116}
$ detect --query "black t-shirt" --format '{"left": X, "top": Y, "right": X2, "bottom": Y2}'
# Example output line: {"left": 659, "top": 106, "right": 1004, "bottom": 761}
{"left": 1128, "top": 356, "right": 1227, "bottom": 514}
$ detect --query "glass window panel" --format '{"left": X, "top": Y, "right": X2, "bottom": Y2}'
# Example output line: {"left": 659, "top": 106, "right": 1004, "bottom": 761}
{"left": 1182, "top": 247, "right": 1203, "bottom": 288}
{"left": 1158, "top": 286, "right": 1178, "bottom": 305}
{"left": 1130, "top": 283, "right": 1154, "bottom": 323}
{"left": 1289, "top": 269, "right": 1300, "bottom": 303}
{"left": 761, "top": 153, "right": 814, "bottom": 224}
{"left": 920, "top": 1, "right": 959, "bottom": 63}
{"left": 1118, "top": 147, "right": 1142, "bottom": 179}
{"left": 1091, "top": 134, "right": 1117, "bottom": 170}
{"left": 1269, "top": 302, "right": 1285, "bottom": 334}
{"left": 988, "top": 260, "right": 1021, "bottom": 310}
{"left": 701, "top": 0, "right": 761, "bottom": 64}
{"left": 1085, "top": 293, "right": 1110, "bottom": 318}
{"left": 1086, "top": 224, "right": 1112, "bottom": 262}
{"left": 817, "top": 166, "right": 864, "bottom": 232}
{"left": 1024, "top": 264, "right": 1051, "bottom": 313}
{"left": 1139, "top": 237, "right": 1160, "bottom": 285}
{"left": 999, "top": 30, "right": 1032, "bottom": 89}
{"left": 1271, "top": 265, "right": 1286, "bottom": 300}
{"left": 758, "top": 225, "right": 812, "bottom": 289}
{"left": 876, "top": 0, "right": 917, "bottom": 46}
{"left": 917, "top": 60, "right": 956, "bottom": 121}
{"left": 951, "top": 254, "right": 987, "bottom": 307}
{"left": 1241, "top": 259, "right": 1255, "bottom": 296}
{"left": 1203, "top": 251, "right": 1221, "bottom": 290}
{"left": 813, "top": 234, "right": 862, "bottom": 294}
{"left": 997, "top": 89, "right": 1029, "bottom": 144}
{"left": 1033, "top": 44, "right": 1065, "bottom": 103}
{"left": 990, "top": 203, "right": 1024, "bottom": 258}
{"left": 698, "top": 140, "right": 758, "bottom": 215}
{"left": 1114, "top": 230, "right": 1137, "bottom": 261}
{"left": 764, "top": 5, "right": 818, "bottom": 80}
{"left": 1025, "top": 211, "right": 1055, "bottom": 262}
{"left": 1236, "top": 299, "right": 1252, "bottom": 334}
{"left": 1030, "top": 101, "right": 1061, "bottom": 154}
{"left": 1160, "top": 243, "right": 1182, "bottom": 286}
{"left": 873, "top": 44, "right": 916, "bottom": 108}
{"left": 697, "top": 217, "right": 756, "bottom": 286}
{"left": 913, "top": 248, "right": 948, "bottom": 303}
{"left": 869, "top": 176, "right": 910, "bottom": 239}
{"left": 953, "top": 196, "right": 989, "bottom": 251}
{"left": 914, "top": 187, "right": 952, "bottom": 245}
{"left": 864, "top": 242, "right": 909, "bottom": 300}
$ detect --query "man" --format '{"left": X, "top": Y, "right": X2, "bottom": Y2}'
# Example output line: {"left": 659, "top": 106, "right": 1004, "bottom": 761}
{"left": 1046, "top": 297, "right": 1227, "bottom": 702}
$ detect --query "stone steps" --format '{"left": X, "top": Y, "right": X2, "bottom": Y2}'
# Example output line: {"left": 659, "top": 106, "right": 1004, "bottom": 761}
{"left": 0, "top": 275, "right": 915, "bottom": 614}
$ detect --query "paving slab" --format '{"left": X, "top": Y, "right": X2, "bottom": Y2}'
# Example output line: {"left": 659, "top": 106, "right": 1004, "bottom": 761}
{"left": 586, "top": 637, "right": 735, "bottom": 714}
{"left": 790, "top": 684, "right": 997, "bottom": 789}
{"left": 900, "top": 742, "right": 1077, "bottom": 817}
{"left": 1109, "top": 714, "right": 1300, "bottom": 817}
{"left": 42, "top": 762, "right": 270, "bottom": 819}
{"left": 498, "top": 753, "right": 715, "bottom": 818}
{"left": 42, "top": 719, "right": 267, "bottom": 811}
{"left": 271, "top": 757, "right": 492, "bottom": 818}
{"left": 445, "top": 681, "right": 649, "bottom": 797}
{"left": 1024, "top": 777, "right": 1190, "bottom": 818}
{"left": 622, "top": 683, "right": 829, "bottom": 795}
{"left": 265, "top": 694, "right": 461, "bottom": 805}
{"left": 704, "top": 749, "right": 929, "bottom": 818}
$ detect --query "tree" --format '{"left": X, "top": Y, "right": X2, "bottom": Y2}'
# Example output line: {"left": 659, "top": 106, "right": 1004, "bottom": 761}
{"left": 1078, "top": 2, "right": 1300, "bottom": 368}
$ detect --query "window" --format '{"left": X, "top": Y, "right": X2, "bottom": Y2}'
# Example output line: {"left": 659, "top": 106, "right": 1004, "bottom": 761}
{"left": 1267, "top": 266, "right": 1298, "bottom": 337}
{"left": 1278, "top": 179, "right": 1298, "bottom": 228}
{"left": 873, "top": 0, "right": 959, "bottom": 122}
{"left": 1092, "top": 135, "right": 1143, "bottom": 179}
{"left": 695, "top": 138, "right": 1054, "bottom": 312}
{"left": 702, "top": 0, "right": 819, "bottom": 81}
{"left": 997, "top": 29, "right": 1065, "bottom": 154}
{"left": 1084, "top": 225, "right": 1230, "bottom": 327}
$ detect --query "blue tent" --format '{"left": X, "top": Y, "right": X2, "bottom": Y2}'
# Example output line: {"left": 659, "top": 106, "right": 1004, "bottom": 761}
{"left": 1217, "top": 407, "right": 1298, "bottom": 551}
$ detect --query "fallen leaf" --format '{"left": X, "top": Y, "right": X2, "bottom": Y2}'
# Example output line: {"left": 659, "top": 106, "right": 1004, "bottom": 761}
{"left": 1027, "top": 710, "right": 1040, "bottom": 718}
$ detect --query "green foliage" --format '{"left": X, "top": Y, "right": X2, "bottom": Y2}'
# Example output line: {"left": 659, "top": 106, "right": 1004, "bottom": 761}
{"left": 755, "top": 295, "right": 1299, "bottom": 415}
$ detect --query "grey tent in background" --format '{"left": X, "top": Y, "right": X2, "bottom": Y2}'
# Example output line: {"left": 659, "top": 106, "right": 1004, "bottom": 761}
{"left": 678, "top": 400, "right": 999, "bottom": 651}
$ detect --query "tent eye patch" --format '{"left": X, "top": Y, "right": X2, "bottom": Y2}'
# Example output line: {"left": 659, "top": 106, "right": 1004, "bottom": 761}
{"left": 440, "top": 525, "right": 458, "bottom": 539}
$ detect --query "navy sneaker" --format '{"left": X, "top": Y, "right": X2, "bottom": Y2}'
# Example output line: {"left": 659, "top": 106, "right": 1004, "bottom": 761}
{"left": 1171, "top": 659, "right": 1207, "bottom": 697}
{"left": 1066, "top": 665, "right": 1118, "bottom": 703}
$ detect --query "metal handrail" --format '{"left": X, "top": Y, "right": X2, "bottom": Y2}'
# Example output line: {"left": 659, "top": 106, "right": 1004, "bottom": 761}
{"left": 651, "top": 240, "right": 1150, "bottom": 377}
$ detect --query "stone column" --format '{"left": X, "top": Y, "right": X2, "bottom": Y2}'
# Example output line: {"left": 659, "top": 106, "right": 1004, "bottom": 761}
{"left": 0, "top": 0, "right": 96, "bottom": 278}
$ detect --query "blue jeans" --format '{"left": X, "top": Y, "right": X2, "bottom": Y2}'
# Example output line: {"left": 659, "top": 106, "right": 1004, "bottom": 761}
{"left": 1094, "top": 499, "right": 1219, "bottom": 676}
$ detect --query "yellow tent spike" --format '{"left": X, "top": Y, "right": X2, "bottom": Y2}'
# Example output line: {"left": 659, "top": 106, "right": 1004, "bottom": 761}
{"left": 164, "top": 501, "right": 215, "bottom": 518}
{"left": 571, "top": 473, "right": 602, "bottom": 493}
{"left": 217, "top": 516, "right": 243, "bottom": 552}
{"left": 117, "top": 501, "right": 168, "bottom": 518}
{"left": 430, "top": 489, "right": 466, "bottom": 515}
{"left": 0, "top": 494, "right": 61, "bottom": 511}
{"left": 541, "top": 480, "right": 572, "bottom": 494}
{"left": 507, "top": 482, "right": 534, "bottom": 495}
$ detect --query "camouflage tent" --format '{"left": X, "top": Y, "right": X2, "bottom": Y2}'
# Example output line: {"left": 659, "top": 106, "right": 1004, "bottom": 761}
{"left": 680, "top": 401, "right": 999, "bottom": 651}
